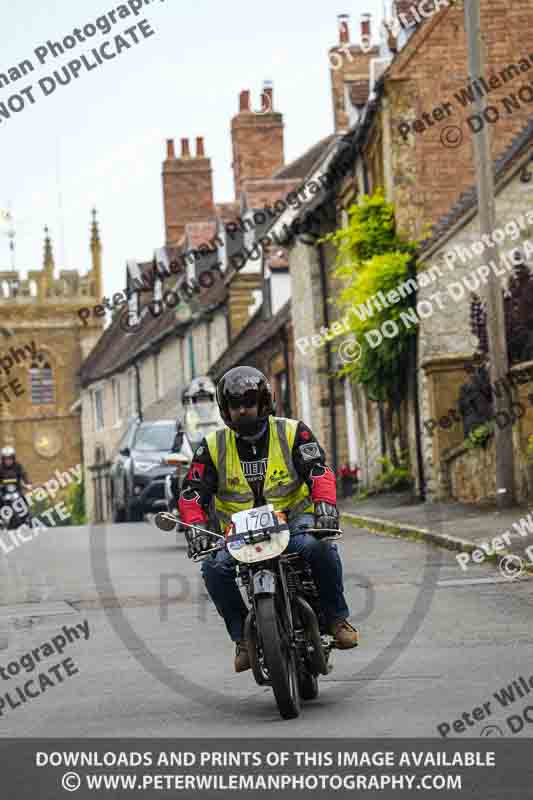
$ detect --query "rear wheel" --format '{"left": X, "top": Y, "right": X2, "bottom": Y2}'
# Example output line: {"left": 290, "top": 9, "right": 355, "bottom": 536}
{"left": 255, "top": 596, "right": 300, "bottom": 720}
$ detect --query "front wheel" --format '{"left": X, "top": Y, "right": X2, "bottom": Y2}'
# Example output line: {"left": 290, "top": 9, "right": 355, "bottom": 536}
{"left": 298, "top": 671, "right": 319, "bottom": 701}
{"left": 255, "top": 596, "right": 300, "bottom": 720}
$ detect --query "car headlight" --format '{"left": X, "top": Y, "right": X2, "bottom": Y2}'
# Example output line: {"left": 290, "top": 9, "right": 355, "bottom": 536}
{"left": 133, "top": 460, "right": 156, "bottom": 473}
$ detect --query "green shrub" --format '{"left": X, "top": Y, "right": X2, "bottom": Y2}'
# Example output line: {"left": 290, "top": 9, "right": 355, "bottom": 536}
{"left": 374, "top": 454, "right": 413, "bottom": 492}
{"left": 465, "top": 423, "right": 493, "bottom": 450}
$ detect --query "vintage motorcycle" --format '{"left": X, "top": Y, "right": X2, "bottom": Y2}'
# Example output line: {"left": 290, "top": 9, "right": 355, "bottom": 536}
{"left": 155, "top": 504, "right": 342, "bottom": 720}
{"left": 0, "top": 480, "right": 31, "bottom": 532}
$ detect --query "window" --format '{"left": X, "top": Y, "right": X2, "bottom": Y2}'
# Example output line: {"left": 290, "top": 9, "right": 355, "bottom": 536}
{"left": 93, "top": 388, "right": 104, "bottom": 431}
{"left": 29, "top": 360, "right": 55, "bottom": 404}
{"left": 133, "top": 423, "right": 176, "bottom": 452}
{"left": 128, "top": 370, "right": 137, "bottom": 417}
{"left": 112, "top": 378, "right": 121, "bottom": 424}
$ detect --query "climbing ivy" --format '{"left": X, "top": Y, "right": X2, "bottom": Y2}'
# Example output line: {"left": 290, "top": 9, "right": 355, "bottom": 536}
{"left": 323, "top": 189, "right": 419, "bottom": 401}
{"left": 322, "top": 189, "right": 421, "bottom": 466}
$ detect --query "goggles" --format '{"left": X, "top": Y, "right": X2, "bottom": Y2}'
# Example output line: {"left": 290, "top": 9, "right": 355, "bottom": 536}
{"left": 227, "top": 390, "right": 258, "bottom": 410}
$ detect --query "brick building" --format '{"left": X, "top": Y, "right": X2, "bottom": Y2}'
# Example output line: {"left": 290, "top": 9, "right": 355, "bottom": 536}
{"left": 263, "top": 0, "right": 533, "bottom": 499}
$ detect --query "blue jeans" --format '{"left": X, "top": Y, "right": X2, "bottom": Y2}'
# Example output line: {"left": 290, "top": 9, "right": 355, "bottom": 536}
{"left": 201, "top": 513, "right": 350, "bottom": 642}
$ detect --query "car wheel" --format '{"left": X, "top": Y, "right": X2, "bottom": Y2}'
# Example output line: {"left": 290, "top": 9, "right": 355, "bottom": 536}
{"left": 112, "top": 502, "right": 126, "bottom": 523}
{"left": 126, "top": 500, "right": 144, "bottom": 522}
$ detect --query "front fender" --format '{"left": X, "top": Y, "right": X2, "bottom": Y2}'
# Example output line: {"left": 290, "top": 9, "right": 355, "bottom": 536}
{"left": 252, "top": 570, "right": 276, "bottom": 597}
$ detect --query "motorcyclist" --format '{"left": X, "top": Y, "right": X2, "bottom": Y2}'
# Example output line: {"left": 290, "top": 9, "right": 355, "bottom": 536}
{"left": 178, "top": 366, "right": 358, "bottom": 673}
{"left": 0, "top": 446, "right": 31, "bottom": 490}
{"left": 181, "top": 376, "right": 223, "bottom": 450}
{"left": 0, "top": 446, "right": 31, "bottom": 519}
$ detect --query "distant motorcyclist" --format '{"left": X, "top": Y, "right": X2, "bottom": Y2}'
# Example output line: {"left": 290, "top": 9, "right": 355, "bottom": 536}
{"left": 181, "top": 377, "right": 223, "bottom": 450}
{"left": 0, "top": 446, "right": 31, "bottom": 524}
{"left": 0, "top": 446, "right": 31, "bottom": 492}
{"left": 178, "top": 366, "right": 358, "bottom": 673}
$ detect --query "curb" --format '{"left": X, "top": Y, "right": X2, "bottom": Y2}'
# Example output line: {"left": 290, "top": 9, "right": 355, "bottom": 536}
{"left": 339, "top": 510, "right": 533, "bottom": 578}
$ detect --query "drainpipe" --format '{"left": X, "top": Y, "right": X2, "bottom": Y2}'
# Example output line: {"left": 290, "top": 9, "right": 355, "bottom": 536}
{"left": 134, "top": 362, "right": 143, "bottom": 422}
{"left": 317, "top": 237, "right": 338, "bottom": 472}
{"left": 281, "top": 326, "right": 291, "bottom": 417}
{"left": 408, "top": 257, "right": 426, "bottom": 500}
{"left": 362, "top": 156, "right": 386, "bottom": 460}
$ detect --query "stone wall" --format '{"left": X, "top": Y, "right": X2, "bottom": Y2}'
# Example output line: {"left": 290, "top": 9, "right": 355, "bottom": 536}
{"left": 418, "top": 164, "right": 533, "bottom": 500}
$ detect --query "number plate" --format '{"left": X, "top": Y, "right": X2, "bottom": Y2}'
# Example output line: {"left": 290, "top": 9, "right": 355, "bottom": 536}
{"left": 232, "top": 504, "right": 277, "bottom": 535}
{"left": 229, "top": 505, "right": 290, "bottom": 564}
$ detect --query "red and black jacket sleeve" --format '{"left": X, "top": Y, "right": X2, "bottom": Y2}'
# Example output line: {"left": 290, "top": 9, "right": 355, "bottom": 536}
{"left": 178, "top": 439, "right": 218, "bottom": 525}
{"left": 291, "top": 422, "right": 337, "bottom": 506}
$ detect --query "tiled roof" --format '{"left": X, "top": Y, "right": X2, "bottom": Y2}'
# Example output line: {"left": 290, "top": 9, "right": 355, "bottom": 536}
{"left": 272, "top": 135, "right": 337, "bottom": 180}
{"left": 80, "top": 299, "right": 181, "bottom": 386}
{"left": 420, "top": 117, "right": 533, "bottom": 254}
{"left": 185, "top": 221, "right": 218, "bottom": 250}
{"left": 209, "top": 300, "right": 291, "bottom": 380}
{"left": 242, "top": 179, "right": 301, "bottom": 211}
{"left": 80, "top": 268, "right": 228, "bottom": 386}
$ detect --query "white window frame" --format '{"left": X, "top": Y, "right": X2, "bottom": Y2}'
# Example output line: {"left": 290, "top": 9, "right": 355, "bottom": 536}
{"left": 128, "top": 370, "right": 137, "bottom": 418}
{"left": 93, "top": 387, "right": 104, "bottom": 432}
{"left": 112, "top": 378, "right": 122, "bottom": 425}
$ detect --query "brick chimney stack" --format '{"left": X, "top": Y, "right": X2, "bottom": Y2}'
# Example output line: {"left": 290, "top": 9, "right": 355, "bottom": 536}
{"left": 162, "top": 136, "right": 215, "bottom": 247}
{"left": 329, "top": 12, "right": 379, "bottom": 133}
{"left": 231, "top": 82, "right": 285, "bottom": 199}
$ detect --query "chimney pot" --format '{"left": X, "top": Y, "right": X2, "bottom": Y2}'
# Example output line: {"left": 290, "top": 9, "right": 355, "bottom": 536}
{"left": 196, "top": 137, "right": 205, "bottom": 157}
{"left": 166, "top": 139, "right": 175, "bottom": 159}
{"left": 361, "top": 13, "right": 371, "bottom": 41}
{"left": 239, "top": 90, "right": 251, "bottom": 112}
{"left": 181, "top": 138, "right": 190, "bottom": 158}
{"left": 338, "top": 13, "right": 350, "bottom": 44}
{"left": 262, "top": 80, "right": 274, "bottom": 112}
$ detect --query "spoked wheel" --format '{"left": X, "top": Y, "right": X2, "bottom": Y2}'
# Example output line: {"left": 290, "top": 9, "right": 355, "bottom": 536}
{"left": 255, "top": 596, "right": 301, "bottom": 720}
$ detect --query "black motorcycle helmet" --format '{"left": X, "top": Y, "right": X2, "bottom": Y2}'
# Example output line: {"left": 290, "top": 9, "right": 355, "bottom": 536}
{"left": 216, "top": 366, "right": 275, "bottom": 435}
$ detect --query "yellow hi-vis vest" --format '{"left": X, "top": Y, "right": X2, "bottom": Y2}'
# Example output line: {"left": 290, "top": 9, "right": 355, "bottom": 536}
{"left": 205, "top": 416, "right": 314, "bottom": 527}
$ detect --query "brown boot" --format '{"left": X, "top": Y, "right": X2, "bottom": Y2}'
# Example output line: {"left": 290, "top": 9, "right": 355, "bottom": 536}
{"left": 329, "top": 620, "right": 359, "bottom": 649}
{"left": 234, "top": 641, "right": 251, "bottom": 673}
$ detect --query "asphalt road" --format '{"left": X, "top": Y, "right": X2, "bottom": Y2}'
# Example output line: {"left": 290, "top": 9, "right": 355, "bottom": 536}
{"left": 0, "top": 515, "right": 532, "bottom": 738}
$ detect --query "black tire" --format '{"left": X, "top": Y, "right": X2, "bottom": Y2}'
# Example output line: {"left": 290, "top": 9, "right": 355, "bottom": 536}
{"left": 298, "top": 671, "right": 319, "bottom": 701}
{"left": 112, "top": 498, "right": 126, "bottom": 523}
{"left": 126, "top": 500, "right": 144, "bottom": 522}
{"left": 255, "top": 596, "right": 301, "bottom": 720}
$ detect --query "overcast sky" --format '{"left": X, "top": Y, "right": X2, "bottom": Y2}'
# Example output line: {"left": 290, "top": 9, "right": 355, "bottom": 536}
{"left": 1, "top": 0, "right": 384, "bottom": 302}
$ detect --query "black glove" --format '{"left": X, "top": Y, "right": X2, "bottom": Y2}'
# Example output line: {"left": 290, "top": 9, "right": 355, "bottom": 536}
{"left": 185, "top": 528, "right": 215, "bottom": 559}
{"left": 314, "top": 501, "right": 339, "bottom": 534}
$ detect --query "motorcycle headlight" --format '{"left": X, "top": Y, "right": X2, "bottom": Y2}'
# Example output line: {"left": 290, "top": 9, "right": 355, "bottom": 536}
{"left": 133, "top": 460, "right": 156, "bottom": 473}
